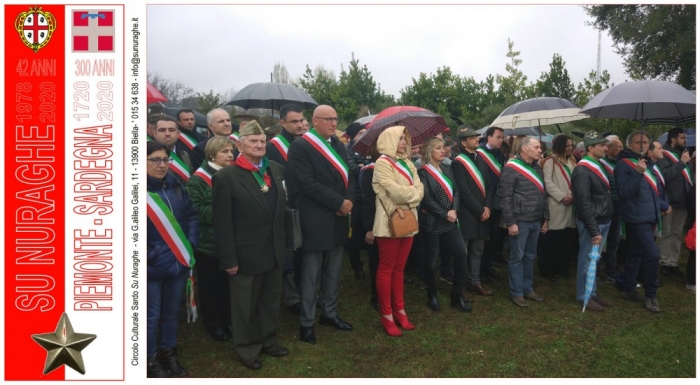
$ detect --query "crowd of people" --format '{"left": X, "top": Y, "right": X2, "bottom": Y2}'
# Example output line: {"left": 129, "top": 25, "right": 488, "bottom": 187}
{"left": 146, "top": 104, "right": 696, "bottom": 376}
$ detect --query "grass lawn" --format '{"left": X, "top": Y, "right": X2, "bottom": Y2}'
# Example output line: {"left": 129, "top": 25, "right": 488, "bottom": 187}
{"left": 176, "top": 250, "right": 696, "bottom": 378}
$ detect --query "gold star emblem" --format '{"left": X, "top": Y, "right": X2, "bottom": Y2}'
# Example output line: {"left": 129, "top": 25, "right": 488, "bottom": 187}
{"left": 31, "top": 312, "right": 96, "bottom": 375}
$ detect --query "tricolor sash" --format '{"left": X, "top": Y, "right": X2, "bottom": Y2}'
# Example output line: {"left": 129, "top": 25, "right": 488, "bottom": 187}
{"left": 193, "top": 167, "right": 213, "bottom": 188}
{"left": 229, "top": 132, "right": 240, "bottom": 141}
{"left": 454, "top": 154, "right": 486, "bottom": 198}
{"left": 621, "top": 158, "right": 659, "bottom": 196}
{"left": 147, "top": 192, "right": 194, "bottom": 268}
{"left": 302, "top": 130, "right": 349, "bottom": 188}
{"left": 653, "top": 164, "right": 665, "bottom": 187}
{"left": 578, "top": 156, "right": 610, "bottom": 190}
{"left": 179, "top": 132, "right": 197, "bottom": 150}
{"left": 476, "top": 147, "right": 501, "bottom": 177}
{"left": 600, "top": 157, "right": 615, "bottom": 175}
{"left": 270, "top": 135, "right": 290, "bottom": 161}
{"left": 422, "top": 163, "right": 454, "bottom": 202}
{"left": 169, "top": 151, "right": 191, "bottom": 182}
{"left": 662, "top": 149, "right": 694, "bottom": 186}
{"left": 379, "top": 154, "right": 413, "bottom": 185}
{"left": 506, "top": 158, "right": 544, "bottom": 193}
{"left": 546, "top": 157, "right": 572, "bottom": 191}
{"left": 361, "top": 162, "right": 375, "bottom": 172}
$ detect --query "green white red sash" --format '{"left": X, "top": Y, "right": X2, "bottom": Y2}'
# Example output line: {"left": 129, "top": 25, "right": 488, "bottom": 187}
{"left": 169, "top": 151, "right": 191, "bottom": 182}
{"left": 621, "top": 158, "right": 659, "bottom": 196}
{"left": 270, "top": 135, "right": 290, "bottom": 161}
{"left": 662, "top": 149, "right": 694, "bottom": 186}
{"left": 476, "top": 147, "right": 501, "bottom": 177}
{"left": 229, "top": 132, "right": 239, "bottom": 141}
{"left": 546, "top": 156, "right": 572, "bottom": 191}
{"left": 506, "top": 158, "right": 544, "bottom": 194}
{"left": 578, "top": 156, "right": 610, "bottom": 190}
{"left": 653, "top": 164, "right": 665, "bottom": 187}
{"left": 600, "top": 157, "right": 615, "bottom": 175}
{"left": 423, "top": 163, "right": 454, "bottom": 202}
{"left": 361, "top": 162, "right": 375, "bottom": 172}
{"left": 193, "top": 167, "right": 212, "bottom": 188}
{"left": 379, "top": 155, "right": 413, "bottom": 185}
{"left": 454, "top": 154, "right": 486, "bottom": 198}
{"left": 178, "top": 133, "right": 197, "bottom": 150}
{"left": 302, "top": 130, "right": 349, "bottom": 188}
{"left": 147, "top": 192, "right": 195, "bottom": 268}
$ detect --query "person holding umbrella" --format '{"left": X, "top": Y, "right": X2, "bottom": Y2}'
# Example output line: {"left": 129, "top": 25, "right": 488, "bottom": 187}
{"left": 615, "top": 130, "right": 663, "bottom": 313}
{"left": 571, "top": 131, "right": 614, "bottom": 312}
{"left": 656, "top": 127, "right": 694, "bottom": 277}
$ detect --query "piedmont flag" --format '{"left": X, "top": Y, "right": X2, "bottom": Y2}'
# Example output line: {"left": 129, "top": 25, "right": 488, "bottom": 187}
{"left": 71, "top": 10, "right": 114, "bottom": 52}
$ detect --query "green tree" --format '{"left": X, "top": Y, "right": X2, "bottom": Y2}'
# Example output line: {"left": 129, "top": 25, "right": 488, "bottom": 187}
{"left": 585, "top": 5, "right": 696, "bottom": 89}
{"left": 400, "top": 66, "right": 472, "bottom": 122}
{"left": 333, "top": 53, "right": 394, "bottom": 123}
{"left": 297, "top": 64, "right": 338, "bottom": 108}
{"left": 496, "top": 39, "right": 529, "bottom": 103}
{"left": 534, "top": 54, "right": 576, "bottom": 100}
{"left": 573, "top": 69, "right": 612, "bottom": 107}
{"left": 196, "top": 89, "right": 222, "bottom": 114}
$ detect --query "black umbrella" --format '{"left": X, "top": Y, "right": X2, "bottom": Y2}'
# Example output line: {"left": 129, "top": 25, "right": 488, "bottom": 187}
{"left": 580, "top": 80, "right": 695, "bottom": 122}
{"left": 225, "top": 82, "right": 318, "bottom": 111}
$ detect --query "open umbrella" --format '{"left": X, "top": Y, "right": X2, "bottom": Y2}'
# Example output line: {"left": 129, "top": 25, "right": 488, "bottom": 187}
{"left": 355, "top": 114, "right": 377, "bottom": 126}
{"left": 225, "top": 82, "right": 318, "bottom": 111}
{"left": 491, "top": 97, "right": 589, "bottom": 129}
{"left": 580, "top": 80, "right": 695, "bottom": 122}
{"left": 582, "top": 244, "right": 601, "bottom": 313}
{"left": 352, "top": 106, "right": 448, "bottom": 156}
{"left": 147, "top": 82, "right": 167, "bottom": 104}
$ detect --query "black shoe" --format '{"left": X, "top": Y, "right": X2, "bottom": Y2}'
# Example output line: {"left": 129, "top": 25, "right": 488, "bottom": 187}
{"left": 147, "top": 353, "right": 173, "bottom": 378}
{"left": 369, "top": 298, "right": 380, "bottom": 311}
{"left": 319, "top": 315, "right": 353, "bottom": 331}
{"left": 427, "top": 290, "right": 441, "bottom": 312}
{"left": 241, "top": 357, "right": 262, "bottom": 370}
{"left": 480, "top": 275, "right": 493, "bottom": 284}
{"left": 450, "top": 292, "right": 472, "bottom": 313}
{"left": 209, "top": 327, "right": 231, "bottom": 342}
{"left": 660, "top": 265, "right": 671, "bottom": 276}
{"left": 159, "top": 347, "right": 188, "bottom": 377}
{"left": 484, "top": 267, "right": 503, "bottom": 280}
{"left": 355, "top": 269, "right": 365, "bottom": 280}
{"left": 287, "top": 302, "right": 302, "bottom": 316}
{"left": 671, "top": 266, "right": 682, "bottom": 276}
{"left": 262, "top": 345, "right": 289, "bottom": 358}
{"left": 299, "top": 326, "right": 316, "bottom": 345}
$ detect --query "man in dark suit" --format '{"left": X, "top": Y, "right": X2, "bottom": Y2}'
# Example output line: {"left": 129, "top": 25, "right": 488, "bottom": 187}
{"left": 212, "top": 121, "right": 289, "bottom": 370}
{"left": 192, "top": 108, "right": 233, "bottom": 168}
{"left": 152, "top": 116, "right": 192, "bottom": 186}
{"left": 287, "top": 105, "right": 355, "bottom": 345}
{"left": 176, "top": 109, "right": 208, "bottom": 161}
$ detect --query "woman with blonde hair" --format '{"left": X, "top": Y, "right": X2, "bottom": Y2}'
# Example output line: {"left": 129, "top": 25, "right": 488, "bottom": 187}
{"left": 372, "top": 126, "right": 424, "bottom": 336}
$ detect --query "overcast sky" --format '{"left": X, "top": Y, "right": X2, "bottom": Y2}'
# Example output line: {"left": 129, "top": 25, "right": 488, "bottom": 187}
{"left": 147, "top": 4, "right": 631, "bottom": 102}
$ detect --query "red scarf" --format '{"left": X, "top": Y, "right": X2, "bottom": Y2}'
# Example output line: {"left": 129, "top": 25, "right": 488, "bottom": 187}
{"left": 235, "top": 155, "right": 271, "bottom": 187}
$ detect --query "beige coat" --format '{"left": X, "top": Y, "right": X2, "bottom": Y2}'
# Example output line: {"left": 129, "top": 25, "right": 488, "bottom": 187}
{"left": 543, "top": 156, "right": 576, "bottom": 230}
{"left": 372, "top": 126, "right": 424, "bottom": 238}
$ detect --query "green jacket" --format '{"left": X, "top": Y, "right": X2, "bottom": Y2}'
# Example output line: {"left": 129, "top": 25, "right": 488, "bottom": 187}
{"left": 185, "top": 160, "right": 220, "bottom": 255}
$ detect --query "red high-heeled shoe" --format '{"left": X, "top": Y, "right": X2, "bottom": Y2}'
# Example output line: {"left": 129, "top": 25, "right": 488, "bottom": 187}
{"left": 392, "top": 311, "right": 415, "bottom": 330}
{"left": 380, "top": 316, "right": 402, "bottom": 337}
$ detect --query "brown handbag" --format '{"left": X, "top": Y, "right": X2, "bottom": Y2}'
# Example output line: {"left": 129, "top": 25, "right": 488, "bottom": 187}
{"left": 379, "top": 197, "right": 418, "bottom": 237}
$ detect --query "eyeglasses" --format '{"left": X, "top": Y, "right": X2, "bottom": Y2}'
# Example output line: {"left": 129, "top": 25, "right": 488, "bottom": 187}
{"left": 147, "top": 157, "right": 172, "bottom": 165}
{"left": 315, "top": 117, "right": 339, "bottom": 123}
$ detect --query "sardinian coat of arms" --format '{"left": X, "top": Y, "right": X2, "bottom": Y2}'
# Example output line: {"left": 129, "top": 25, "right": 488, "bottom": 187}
{"left": 15, "top": 7, "right": 56, "bottom": 52}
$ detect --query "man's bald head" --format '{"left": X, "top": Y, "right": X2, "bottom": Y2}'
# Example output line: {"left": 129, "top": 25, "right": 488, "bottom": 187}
{"left": 313, "top": 105, "right": 335, "bottom": 118}
{"left": 311, "top": 105, "right": 338, "bottom": 139}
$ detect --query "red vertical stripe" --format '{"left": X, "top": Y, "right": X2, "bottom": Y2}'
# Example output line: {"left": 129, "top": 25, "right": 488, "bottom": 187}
{"left": 5, "top": 4, "right": 65, "bottom": 380}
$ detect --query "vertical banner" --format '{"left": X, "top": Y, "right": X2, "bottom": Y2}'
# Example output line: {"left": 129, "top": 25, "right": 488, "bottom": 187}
{"left": 4, "top": 4, "right": 126, "bottom": 380}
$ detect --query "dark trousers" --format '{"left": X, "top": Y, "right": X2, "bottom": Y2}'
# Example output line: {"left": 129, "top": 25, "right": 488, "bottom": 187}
{"left": 367, "top": 241, "right": 379, "bottom": 301}
{"left": 229, "top": 265, "right": 282, "bottom": 361}
{"left": 439, "top": 244, "right": 452, "bottom": 278}
{"left": 483, "top": 209, "right": 506, "bottom": 267}
{"left": 348, "top": 205, "right": 365, "bottom": 272}
{"left": 623, "top": 222, "right": 661, "bottom": 298}
{"left": 688, "top": 251, "right": 696, "bottom": 286}
{"left": 539, "top": 227, "right": 577, "bottom": 277}
{"left": 601, "top": 212, "right": 621, "bottom": 277}
{"left": 194, "top": 251, "right": 231, "bottom": 334}
{"left": 411, "top": 232, "right": 426, "bottom": 281}
{"left": 424, "top": 226, "right": 468, "bottom": 295}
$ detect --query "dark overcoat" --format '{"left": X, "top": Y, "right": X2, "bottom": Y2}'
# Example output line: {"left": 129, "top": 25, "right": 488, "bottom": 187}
{"left": 452, "top": 151, "right": 493, "bottom": 240}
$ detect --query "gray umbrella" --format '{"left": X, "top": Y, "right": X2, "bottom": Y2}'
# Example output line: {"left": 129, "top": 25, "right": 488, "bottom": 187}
{"left": 491, "top": 97, "right": 589, "bottom": 129}
{"left": 225, "top": 82, "right": 318, "bottom": 111}
{"left": 580, "top": 80, "right": 695, "bottom": 121}
{"left": 355, "top": 114, "right": 377, "bottom": 125}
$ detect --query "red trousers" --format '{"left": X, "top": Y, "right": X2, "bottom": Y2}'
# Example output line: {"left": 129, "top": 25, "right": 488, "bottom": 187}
{"left": 376, "top": 236, "right": 414, "bottom": 316}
